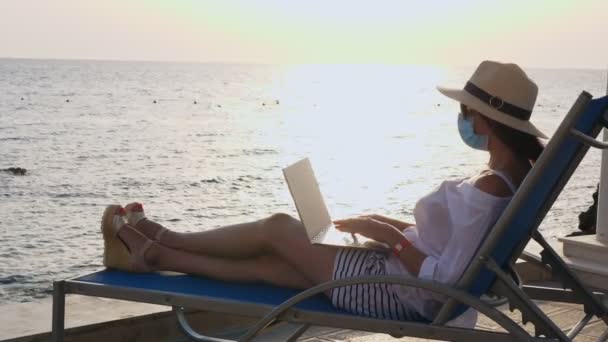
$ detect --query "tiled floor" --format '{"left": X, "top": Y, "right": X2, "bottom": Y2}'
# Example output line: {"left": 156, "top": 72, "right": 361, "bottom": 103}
{"left": 1, "top": 296, "right": 606, "bottom": 341}
{"left": 296, "top": 301, "right": 607, "bottom": 341}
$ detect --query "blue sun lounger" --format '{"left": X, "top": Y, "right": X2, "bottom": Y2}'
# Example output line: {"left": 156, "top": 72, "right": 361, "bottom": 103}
{"left": 52, "top": 92, "right": 608, "bottom": 342}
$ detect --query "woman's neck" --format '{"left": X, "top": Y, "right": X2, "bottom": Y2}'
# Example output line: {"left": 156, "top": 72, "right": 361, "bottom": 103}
{"left": 487, "top": 148, "right": 530, "bottom": 184}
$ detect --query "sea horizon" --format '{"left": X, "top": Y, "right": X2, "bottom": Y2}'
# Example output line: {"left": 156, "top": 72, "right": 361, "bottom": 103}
{"left": 2, "top": 56, "right": 607, "bottom": 72}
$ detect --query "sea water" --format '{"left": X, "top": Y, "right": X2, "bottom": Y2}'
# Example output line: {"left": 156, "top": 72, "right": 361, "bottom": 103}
{"left": 0, "top": 59, "right": 606, "bottom": 303}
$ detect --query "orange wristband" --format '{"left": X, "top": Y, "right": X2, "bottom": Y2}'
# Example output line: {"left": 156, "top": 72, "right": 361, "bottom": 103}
{"left": 392, "top": 238, "right": 411, "bottom": 257}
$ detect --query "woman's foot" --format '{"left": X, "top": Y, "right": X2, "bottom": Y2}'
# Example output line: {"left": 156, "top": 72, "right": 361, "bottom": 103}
{"left": 116, "top": 224, "right": 160, "bottom": 272}
{"left": 101, "top": 205, "right": 156, "bottom": 272}
{"left": 124, "top": 202, "right": 146, "bottom": 226}
{"left": 101, "top": 205, "right": 130, "bottom": 270}
{"left": 124, "top": 202, "right": 168, "bottom": 243}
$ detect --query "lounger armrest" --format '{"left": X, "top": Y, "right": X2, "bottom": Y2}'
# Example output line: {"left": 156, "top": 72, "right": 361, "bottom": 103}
{"left": 570, "top": 128, "right": 608, "bottom": 149}
{"left": 239, "top": 275, "right": 531, "bottom": 342}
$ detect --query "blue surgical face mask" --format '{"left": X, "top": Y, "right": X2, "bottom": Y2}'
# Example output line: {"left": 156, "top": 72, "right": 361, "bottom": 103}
{"left": 457, "top": 112, "right": 488, "bottom": 151}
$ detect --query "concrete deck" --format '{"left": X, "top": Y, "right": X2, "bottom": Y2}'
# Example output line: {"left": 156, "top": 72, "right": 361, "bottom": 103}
{"left": 1, "top": 293, "right": 606, "bottom": 341}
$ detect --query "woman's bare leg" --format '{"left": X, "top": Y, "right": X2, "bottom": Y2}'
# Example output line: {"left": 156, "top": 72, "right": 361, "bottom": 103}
{"left": 123, "top": 214, "right": 339, "bottom": 286}
{"left": 164, "top": 219, "right": 269, "bottom": 258}
{"left": 134, "top": 218, "right": 267, "bottom": 258}
{"left": 138, "top": 214, "right": 303, "bottom": 259}
{"left": 117, "top": 225, "right": 314, "bottom": 288}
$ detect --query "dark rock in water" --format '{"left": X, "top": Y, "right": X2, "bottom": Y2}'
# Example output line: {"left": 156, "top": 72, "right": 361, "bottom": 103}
{"left": 2, "top": 167, "right": 27, "bottom": 175}
{"left": 65, "top": 99, "right": 70, "bottom": 103}
{"left": 193, "top": 100, "right": 198, "bottom": 104}
{"left": 153, "top": 100, "right": 157, "bottom": 104}
{"left": 568, "top": 184, "right": 598, "bottom": 236}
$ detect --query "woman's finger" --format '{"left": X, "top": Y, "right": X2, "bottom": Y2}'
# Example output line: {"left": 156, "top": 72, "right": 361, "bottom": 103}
{"left": 333, "top": 218, "right": 354, "bottom": 224}
{"left": 335, "top": 224, "right": 351, "bottom": 232}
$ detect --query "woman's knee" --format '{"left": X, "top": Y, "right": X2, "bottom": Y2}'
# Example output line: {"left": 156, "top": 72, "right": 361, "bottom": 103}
{"left": 261, "top": 213, "right": 301, "bottom": 240}
{"left": 263, "top": 212, "right": 296, "bottom": 229}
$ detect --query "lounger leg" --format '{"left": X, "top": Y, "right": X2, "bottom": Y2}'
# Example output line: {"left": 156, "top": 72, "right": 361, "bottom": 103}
{"left": 52, "top": 281, "right": 66, "bottom": 342}
{"left": 284, "top": 323, "right": 310, "bottom": 342}
{"left": 173, "top": 306, "right": 235, "bottom": 342}
{"left": 567, "top": 313, "right": 593, "bottom": 339}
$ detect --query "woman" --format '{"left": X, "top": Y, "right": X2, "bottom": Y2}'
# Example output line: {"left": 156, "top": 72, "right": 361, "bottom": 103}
{"left": 101, "top": 61, "right": 547, "bottom": 327}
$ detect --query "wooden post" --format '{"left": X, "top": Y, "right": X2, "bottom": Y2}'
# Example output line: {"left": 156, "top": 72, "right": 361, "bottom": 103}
{"left": 597, "top": 69, "right": 608, "bottom": 242}
{"left": 51, "top": 281, "right": 65, "bottom": 342}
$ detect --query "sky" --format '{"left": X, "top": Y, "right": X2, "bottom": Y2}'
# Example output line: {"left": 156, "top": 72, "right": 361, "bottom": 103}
{"left": 1, "top": 0, "right": 607, "bottom": 69}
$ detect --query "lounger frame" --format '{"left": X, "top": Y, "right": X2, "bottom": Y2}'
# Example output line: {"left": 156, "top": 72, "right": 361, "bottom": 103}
{"left": 53, "top": 274, "right": 535, "bottom": 341}
{"left": 52, "top": 92, "right": 608, "bottom": 342}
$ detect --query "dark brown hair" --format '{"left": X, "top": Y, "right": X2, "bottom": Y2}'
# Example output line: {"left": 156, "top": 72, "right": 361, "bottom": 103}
{"left": 485, "top": 117, "right": 545, "bottom": 164}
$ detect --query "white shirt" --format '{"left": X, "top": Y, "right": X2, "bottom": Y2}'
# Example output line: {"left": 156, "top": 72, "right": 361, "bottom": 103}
{"left": 385, "top": 172, "right": 514, "bottom": 327}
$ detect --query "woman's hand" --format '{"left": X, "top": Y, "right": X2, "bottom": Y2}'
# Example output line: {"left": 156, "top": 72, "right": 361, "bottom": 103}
{"left": 333, "top": 217, "right": 394, "bottom": 243}
{"left": 357, "top": 214, "right": 385, "bottom": 222}
{"left": 358, "top": 214, "right": 414, "bottom": 230}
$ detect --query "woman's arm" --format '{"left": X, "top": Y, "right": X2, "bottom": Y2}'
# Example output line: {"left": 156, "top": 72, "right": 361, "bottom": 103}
{"left": 361, "top": 214, "right": 414, "bottom": 231}
{"left": 381, "top": 226, "right": 427, "bottom": 276}
{"left": 336, "top": 216, "right": 481, "bottom": 296}
{"left": 334, "top": 217, "right": 426, "bottom": 276}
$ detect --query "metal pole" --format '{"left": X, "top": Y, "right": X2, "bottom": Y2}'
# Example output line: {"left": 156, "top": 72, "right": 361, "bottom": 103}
{"left": 597, "top": 69, "right": 608, "bottom": 242}
{"left": 51, "top": 281, "right": 65, "bottom": 342}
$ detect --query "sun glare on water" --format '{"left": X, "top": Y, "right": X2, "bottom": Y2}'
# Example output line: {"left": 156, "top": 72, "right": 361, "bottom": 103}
{"left": 240, "top": 64, "right": 484, "bottom": 218}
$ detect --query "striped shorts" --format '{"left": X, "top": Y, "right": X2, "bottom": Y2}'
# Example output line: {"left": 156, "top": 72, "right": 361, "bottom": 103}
{"left": 330, "top": 248, "right": 422, "bottom": 321}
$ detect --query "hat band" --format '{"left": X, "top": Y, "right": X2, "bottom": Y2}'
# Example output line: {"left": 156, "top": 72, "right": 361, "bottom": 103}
{"left": 464, "top": 82, "right": 531, "bottom": 121}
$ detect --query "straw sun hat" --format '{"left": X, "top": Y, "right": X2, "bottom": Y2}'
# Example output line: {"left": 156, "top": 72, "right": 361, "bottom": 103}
{"left": 437, "top": 60, "right": 547, "bottom": 139}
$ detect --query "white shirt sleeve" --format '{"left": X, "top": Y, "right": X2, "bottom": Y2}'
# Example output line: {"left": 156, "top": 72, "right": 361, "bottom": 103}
{"left": 417, "top": 201, "right": 500, "bottom": 296}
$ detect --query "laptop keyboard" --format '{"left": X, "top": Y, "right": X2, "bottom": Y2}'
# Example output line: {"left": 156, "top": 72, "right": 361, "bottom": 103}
{"left": 311, "top": 226, "right": 331, "bottom": 243}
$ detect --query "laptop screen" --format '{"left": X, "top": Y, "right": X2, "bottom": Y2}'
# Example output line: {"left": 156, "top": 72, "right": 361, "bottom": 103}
{"left": 282, "top": 158, "right": 332, "bottom": 239}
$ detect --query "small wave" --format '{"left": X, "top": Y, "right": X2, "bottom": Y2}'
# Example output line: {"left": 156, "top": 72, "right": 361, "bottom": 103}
{"left": 0, "top": 275, "right": 29, "bottom": 285}
{"left": 0, "top": 137, "right": 27, "bottom": 141}
{"left": 21, "top": 287, "right": 53, "bottom": 300}
{"left": 242, "top": 148, "right": 278, "bottom": 156}
{"left": 217, "top": 154, "right": 240, "bottom": 158}
{"left": 200, "top": 177, "right": 225, "bottom": 184}
{"left": 235, "top": 175, "right": 263, "bottom": 182}
{"left": 50, "top": 192, "right": 105, "bottom": 199}
{"left": 195, "top": 132, "right": 226, "bottom": 137}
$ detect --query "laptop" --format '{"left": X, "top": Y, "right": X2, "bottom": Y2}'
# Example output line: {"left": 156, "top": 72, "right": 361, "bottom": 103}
{"left": 282, "top": 158, "right": 389, "bottom": 250}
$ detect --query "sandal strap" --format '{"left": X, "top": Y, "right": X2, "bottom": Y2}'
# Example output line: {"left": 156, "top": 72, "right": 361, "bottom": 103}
{"left": 139, "top": 239, "right": 154, "bottom": 258}
{"left": 155, "top": 228, "right": 168, "bottom": 242}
